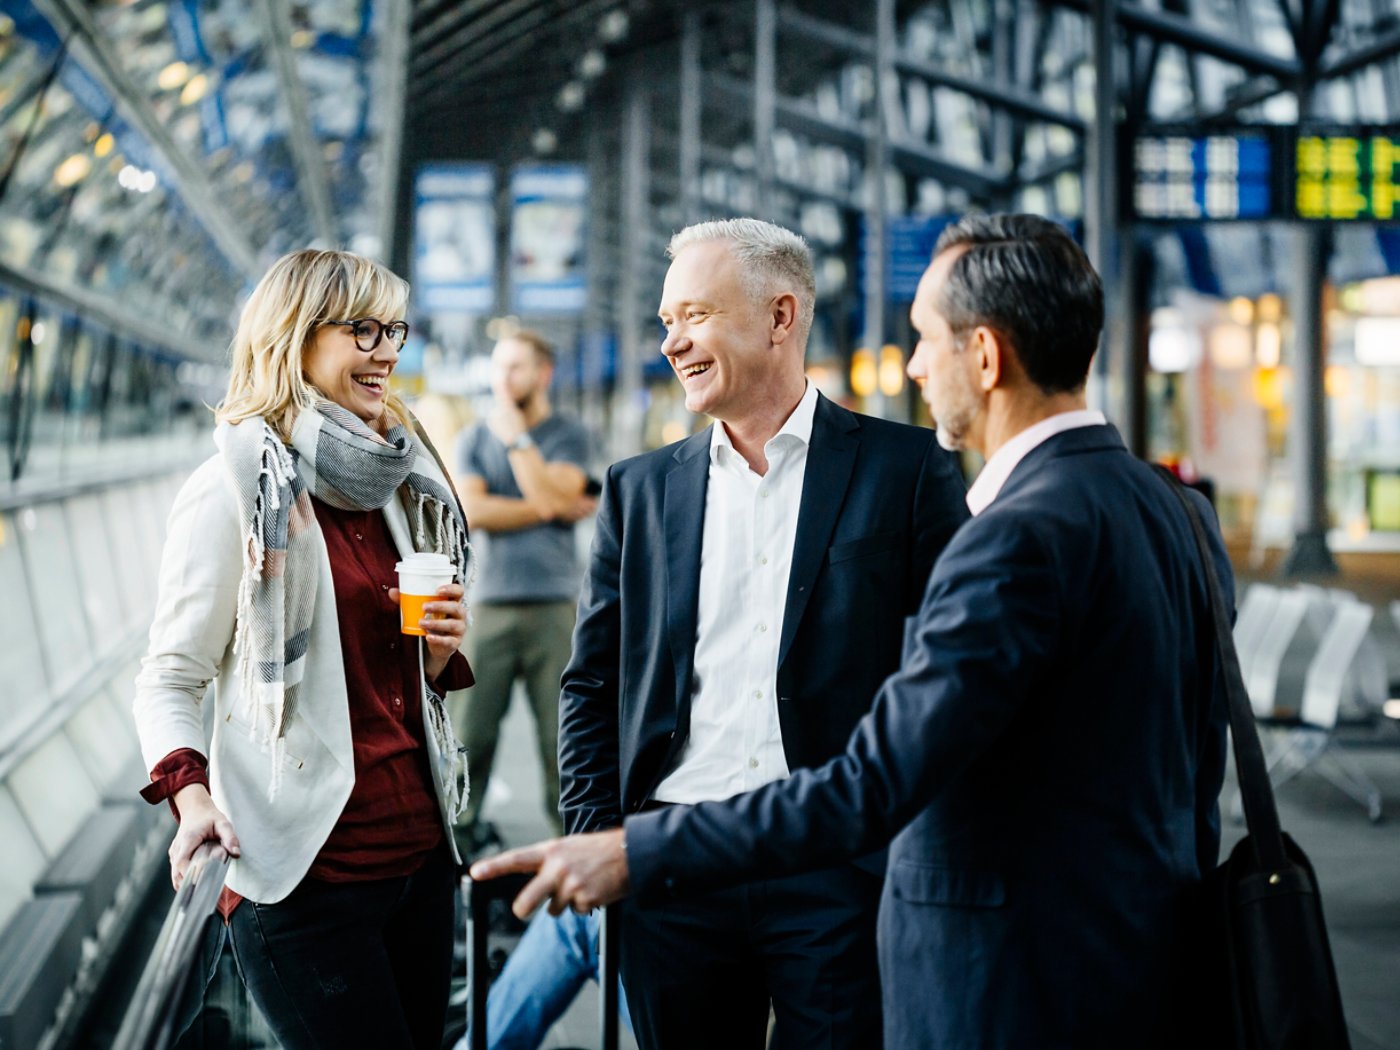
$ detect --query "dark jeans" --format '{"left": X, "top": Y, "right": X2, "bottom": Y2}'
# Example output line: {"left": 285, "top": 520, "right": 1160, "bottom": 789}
{"left": 618, "top": 861, "right": 884, "bottom": 1050}
{"left": 228, "top": 846, "right": 455, "bottom": 1050}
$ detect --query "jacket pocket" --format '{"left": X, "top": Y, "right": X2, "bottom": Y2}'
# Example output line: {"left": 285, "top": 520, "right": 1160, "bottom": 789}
{"left": 827, "top": 530, "right": 903, "bottom": 565}
{"left": 222, "top": 711, "right": 306, "bottom": 771}
{"left": 888, "top": 862, "right": 1006, "bottom": 908}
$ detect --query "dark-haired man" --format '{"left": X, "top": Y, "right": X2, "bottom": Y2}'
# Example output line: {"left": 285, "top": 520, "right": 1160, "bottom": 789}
{"left": 472, "top": 214, "right": 1235, "bottom": 1048}
{"left": 453, "top": 331, "right": 593, "bottom": 848}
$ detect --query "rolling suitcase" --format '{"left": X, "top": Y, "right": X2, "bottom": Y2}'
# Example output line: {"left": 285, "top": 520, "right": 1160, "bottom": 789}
{"left": 463, "top": 874, "right": 622, "bottom": 1050}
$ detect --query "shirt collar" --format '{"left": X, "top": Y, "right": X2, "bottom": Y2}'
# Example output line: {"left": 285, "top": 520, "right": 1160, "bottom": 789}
{"left": 710, "top": 380, "right": 818, "bottom": 464}
{"left": 965, "top": 409, "right": 1107, "bottom": 516}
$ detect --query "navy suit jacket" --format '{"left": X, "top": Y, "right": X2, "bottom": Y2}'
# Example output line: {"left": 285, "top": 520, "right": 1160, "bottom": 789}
{"left": 627, "top": 424, "right": 1233, "bottom": 1048}
{"left": 558, "top": 393, "right": 969, "bottom": 835}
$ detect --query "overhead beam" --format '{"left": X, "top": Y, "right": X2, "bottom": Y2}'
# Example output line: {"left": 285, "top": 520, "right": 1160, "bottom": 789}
{"left": 0, "top": 257, "right": 219, "bottom": 360}
{"left": 30, "top": 0, "right": 260, "bottom": 276}
{"left": 1320, "top": 24, "right": 1400, "bottom": 79}
{"left": 777, "top": 6, "right": 1086, "bottom": 132}
{"left": 414, "top": 0, "right": 621, "bottom": 108}
{"left": 1173, "top": 23, "right": 1400, "bottom": 124}
{"left": 1015, "top": 148, "right": 1085, "bottom": 186}
{"left": 373, "top": 0, "right": 411, "bottom": 260}
{"left": 255, "top": 0, "right": 336, "bottom": 244}
{"left": 708, "top": 73, "right": 1007, "bottom": 200}
{"left": 413, "top": 0, "right": 551, "bottom": 84}
{"left": 1054, "top": 0, "right": 1300, "bottom": 80}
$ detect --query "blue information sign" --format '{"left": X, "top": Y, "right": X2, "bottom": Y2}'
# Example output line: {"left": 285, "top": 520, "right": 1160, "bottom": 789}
{"left": 510, "top": 165, "right": 588, "bottom": 314}
{"left": 412, "top": 164, "right": 496, "bottom": 314}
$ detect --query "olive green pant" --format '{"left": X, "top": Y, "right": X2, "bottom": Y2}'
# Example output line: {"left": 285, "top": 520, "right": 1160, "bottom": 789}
{"left": 453, "top": 600, "right": 574, "bottom": 837}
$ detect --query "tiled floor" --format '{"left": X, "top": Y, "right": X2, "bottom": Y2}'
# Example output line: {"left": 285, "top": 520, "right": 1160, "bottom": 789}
{"left": 1221, "top": 737, "right": 1400, "bottom": 1050}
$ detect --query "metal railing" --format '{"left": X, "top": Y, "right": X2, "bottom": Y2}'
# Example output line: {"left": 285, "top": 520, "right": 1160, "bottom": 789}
{"left": 112, "top": 842, "right": 231, "bottom": 1050}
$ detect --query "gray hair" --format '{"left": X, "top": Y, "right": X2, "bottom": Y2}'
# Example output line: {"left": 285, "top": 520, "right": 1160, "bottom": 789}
{"left": 667, "top": 218, "right": 816, "bottom": 343}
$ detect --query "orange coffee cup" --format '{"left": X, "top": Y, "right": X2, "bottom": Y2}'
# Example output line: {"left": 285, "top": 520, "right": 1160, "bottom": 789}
{"left": 395, "top": 552, "right": 455, "bottom": 636}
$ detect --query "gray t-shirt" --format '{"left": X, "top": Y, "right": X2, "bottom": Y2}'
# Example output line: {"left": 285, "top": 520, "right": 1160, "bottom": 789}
{"left": 457, "top": 414, "right": 590, "bottom": 604}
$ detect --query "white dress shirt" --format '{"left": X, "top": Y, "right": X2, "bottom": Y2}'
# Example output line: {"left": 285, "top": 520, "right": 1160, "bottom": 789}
{"left": 964, "top": 409, "right": 1107, "bottom": 516}
{"left": 652, "top": 382, "right": 820, "bottom": 804}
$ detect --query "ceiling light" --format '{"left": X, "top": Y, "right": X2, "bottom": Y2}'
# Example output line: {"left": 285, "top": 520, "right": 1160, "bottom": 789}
{"left": 598, "top": 9, "right": 629, "bottom": 42}
{"left": 93, "top": 132, "right": 115, "bottom": 157}
{"left": 532, "top": 128, "right": 558, "bottom": 154}
{"left": 579, "top": 49, "right": 606, "bottom": 79}
{"left": 556, "top": 81, "right": 585, "bottom": 112}
{"left": 180, "top": 73, "right": 209, "bottom": 105}
{"left": 157, "top": 60, "right": 190, "bottom": 91}
{"left": 54, "top": 152, "right": 92, "bottom": 188}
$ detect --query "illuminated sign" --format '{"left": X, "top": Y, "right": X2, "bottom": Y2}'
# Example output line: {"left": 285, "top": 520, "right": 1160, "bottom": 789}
{"left": 1131, "top": 132, "right": 1273, "bottom": 221}
{"left": 1296, "top": 131, "right": 1400, "bottom": 221}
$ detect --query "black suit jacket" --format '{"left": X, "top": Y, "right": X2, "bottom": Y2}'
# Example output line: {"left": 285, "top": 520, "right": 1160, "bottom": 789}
{"left": 625, "top": 425, "right": 1233, "bottom": 1048}
{"left": 558, "top": 394, "right": 969, "bottom": 834}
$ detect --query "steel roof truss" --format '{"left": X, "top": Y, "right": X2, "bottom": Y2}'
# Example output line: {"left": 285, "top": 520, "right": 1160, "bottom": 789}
{"left": 28, "top": 0, "right": 260, "bottom": 277}
{"left": 254, "top": 0, "right": 336, "bottom": 245}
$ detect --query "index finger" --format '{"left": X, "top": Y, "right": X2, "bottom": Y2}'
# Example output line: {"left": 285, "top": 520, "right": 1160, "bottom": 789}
{"left": 511, "top": 871, "right": 558, "bottom": 920}
{"left": 470, "top": 843, "right": 549, "bottom": 880}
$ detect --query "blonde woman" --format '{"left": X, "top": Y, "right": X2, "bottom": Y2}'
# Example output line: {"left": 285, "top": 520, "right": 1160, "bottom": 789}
{"left": 134, "top": 249, "right": 472, "bottom": 1050}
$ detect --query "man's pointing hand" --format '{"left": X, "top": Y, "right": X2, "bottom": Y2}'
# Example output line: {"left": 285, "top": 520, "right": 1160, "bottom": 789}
{"left": 469, "top": 828, "right": 630, "bottom": 919}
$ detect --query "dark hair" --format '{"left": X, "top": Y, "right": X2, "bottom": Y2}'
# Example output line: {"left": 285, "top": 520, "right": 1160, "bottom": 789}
{"left": 506, "top": 329, "right": 555, "bottom": 366}
{"left": 932, "top": 214, "right": 1103, "bottom": 395}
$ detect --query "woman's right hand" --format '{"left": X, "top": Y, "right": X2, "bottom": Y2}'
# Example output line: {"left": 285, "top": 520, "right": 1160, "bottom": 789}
{"left": 169, "top": 783, "right": 241, "bottom": 890}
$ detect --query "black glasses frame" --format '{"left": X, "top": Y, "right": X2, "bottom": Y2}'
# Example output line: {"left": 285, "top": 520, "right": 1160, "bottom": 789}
{"left": 323, "top": 318, "right": 410, "bottom": 352}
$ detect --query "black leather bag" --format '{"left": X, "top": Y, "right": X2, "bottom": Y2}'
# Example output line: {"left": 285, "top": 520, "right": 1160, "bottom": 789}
{"left": 1157, "top": 466, "right": 1351, "bottom": 1050}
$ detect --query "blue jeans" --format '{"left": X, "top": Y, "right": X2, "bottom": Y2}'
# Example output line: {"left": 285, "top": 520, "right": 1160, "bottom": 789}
{"left": 459, "top": 909, "right": 632, "bottom": 1050}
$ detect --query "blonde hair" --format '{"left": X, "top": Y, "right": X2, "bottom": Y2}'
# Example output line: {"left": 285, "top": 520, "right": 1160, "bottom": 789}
{"left": 217, "top": 249, "right": 412, "bottom": 440}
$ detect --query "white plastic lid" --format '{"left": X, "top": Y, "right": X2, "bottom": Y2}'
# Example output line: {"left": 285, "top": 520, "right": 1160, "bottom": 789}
{"left": 395, "top": 552, "right": 454, "bottom": 575}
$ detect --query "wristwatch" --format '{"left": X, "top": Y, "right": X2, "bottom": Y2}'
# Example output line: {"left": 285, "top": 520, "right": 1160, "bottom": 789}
{"left": 507, "top": 433, "right": 535, "bottom": 452}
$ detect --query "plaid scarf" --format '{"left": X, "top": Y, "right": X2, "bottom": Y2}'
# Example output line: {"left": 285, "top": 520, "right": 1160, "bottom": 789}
{"left": 217, "top": 402, "right": 472, "bottom": 805}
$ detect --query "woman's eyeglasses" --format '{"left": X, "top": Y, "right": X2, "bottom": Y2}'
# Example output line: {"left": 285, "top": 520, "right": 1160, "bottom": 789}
{"left": 323, "top": 318, "right": 410, "bottom": 352}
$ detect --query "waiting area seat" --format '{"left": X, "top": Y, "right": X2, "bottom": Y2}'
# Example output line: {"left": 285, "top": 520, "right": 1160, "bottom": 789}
{"left": 1232, "top": 582, "right": 1390, "bottom": 822}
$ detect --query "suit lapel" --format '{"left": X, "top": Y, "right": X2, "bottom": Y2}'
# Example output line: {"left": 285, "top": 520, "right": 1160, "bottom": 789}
{"left": 664, "top": 429, "right": 711, "bottom": 708}
{"left": 778, "top": 397, "right": 859, "bottom": 669}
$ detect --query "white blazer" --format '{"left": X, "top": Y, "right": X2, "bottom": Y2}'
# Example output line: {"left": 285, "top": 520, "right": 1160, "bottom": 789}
{"left": 133, "top": 454, "right": 463, "bottom": 903}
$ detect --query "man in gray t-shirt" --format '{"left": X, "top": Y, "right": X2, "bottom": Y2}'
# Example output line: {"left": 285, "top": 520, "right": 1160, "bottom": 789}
{"left": 454, "top": 331, "right": 594, "bottom": 848}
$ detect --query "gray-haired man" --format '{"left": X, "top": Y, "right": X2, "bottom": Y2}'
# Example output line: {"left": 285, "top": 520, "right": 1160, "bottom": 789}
{"left": 555, "top": 219, "right": 969, "bottom": 1048}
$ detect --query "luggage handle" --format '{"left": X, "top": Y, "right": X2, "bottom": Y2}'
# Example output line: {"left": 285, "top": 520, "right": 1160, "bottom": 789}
{"left": 464, "top": 874, "right": 622, "bottom": 1050}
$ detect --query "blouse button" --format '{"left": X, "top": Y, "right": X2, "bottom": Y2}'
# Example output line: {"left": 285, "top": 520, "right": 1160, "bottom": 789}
{"left": 393, "top": 696, "right": 402, "bottom": 707}
{"left": 389, "top": 641, "right": 397, "bottom": 651}
{"left": 355, "top": 532, "right": 364, "bottom": 541}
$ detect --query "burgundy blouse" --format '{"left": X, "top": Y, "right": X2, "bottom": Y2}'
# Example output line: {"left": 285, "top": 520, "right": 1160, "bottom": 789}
{"left": 143, "top": 496, "right": 472, "bottom": 918}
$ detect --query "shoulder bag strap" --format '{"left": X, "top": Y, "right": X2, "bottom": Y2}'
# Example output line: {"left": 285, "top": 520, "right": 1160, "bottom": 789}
{"left": 1151, "top": 464, "right": 1287, "bottom": 871}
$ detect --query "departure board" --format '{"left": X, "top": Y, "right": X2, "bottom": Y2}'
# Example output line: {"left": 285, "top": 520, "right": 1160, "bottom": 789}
{"left": 1131, "top": 132, "right": 1274, "bottom": 221}
{"left": 1295, "top": 131, "right": 1400, "bottom": 221}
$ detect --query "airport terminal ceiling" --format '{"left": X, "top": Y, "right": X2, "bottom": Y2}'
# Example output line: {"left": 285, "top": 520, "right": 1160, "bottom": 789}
{"left": 1, "top": 0, "right": 1400, "bottom": 484}
{"left": 6, "top": 0, "right": 1400, "bottom": 336}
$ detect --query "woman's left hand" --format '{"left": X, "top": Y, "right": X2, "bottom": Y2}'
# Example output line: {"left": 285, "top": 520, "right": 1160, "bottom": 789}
{"left": 388, "top": 582, "right": 466, "bottom": 682}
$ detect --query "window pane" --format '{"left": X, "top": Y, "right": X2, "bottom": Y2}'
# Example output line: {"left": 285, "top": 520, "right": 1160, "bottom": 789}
{"left": 18, "top": 501, "right": 93, "bottom": 694}
{"left": 66, "top": 494, "right": 126, "bottom": 653}
{"left": 0, "top": 511, "right": 50, "bottom": 748}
